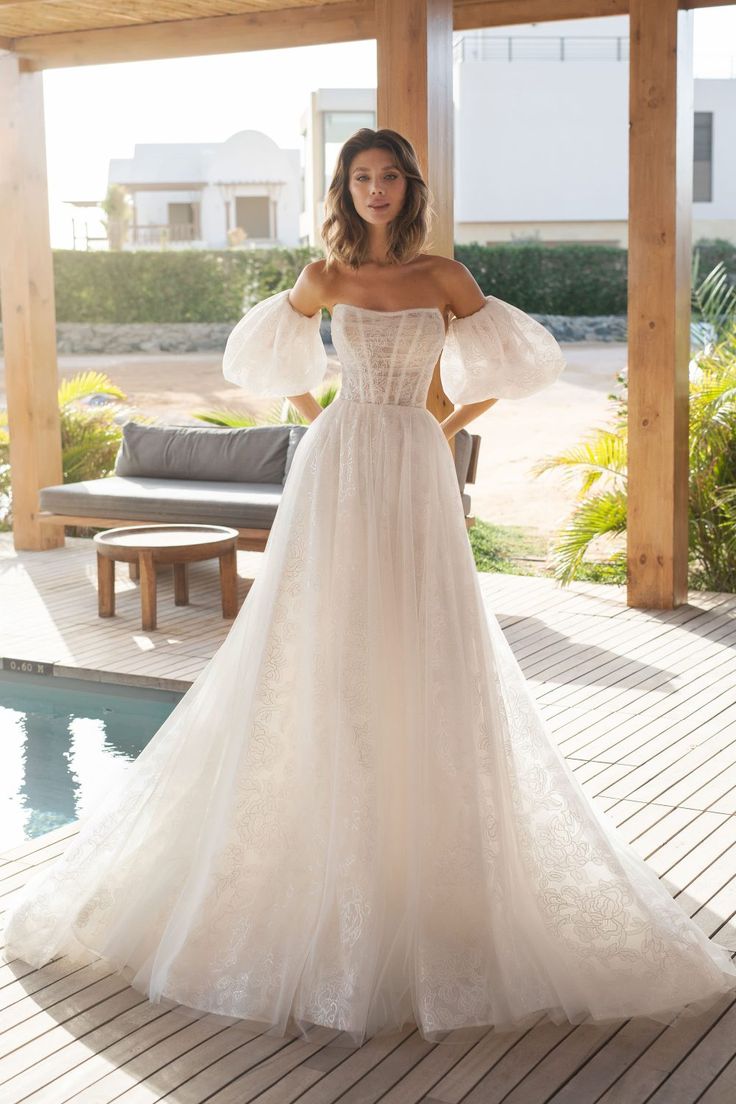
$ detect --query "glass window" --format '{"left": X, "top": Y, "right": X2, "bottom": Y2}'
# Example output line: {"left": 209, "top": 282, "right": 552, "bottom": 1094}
{"left": 694, "top": 112, "right": 713, "bottom": 203}
{"left": 323, "top": 111, "right": 376, "bottom": 196}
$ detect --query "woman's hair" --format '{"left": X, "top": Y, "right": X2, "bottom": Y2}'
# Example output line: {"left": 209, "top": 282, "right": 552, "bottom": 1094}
{"left": 320, "top": 127, "right": 433, "bottom": 269}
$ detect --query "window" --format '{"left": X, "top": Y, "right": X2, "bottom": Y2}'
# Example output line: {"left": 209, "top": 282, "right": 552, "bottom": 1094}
{"left": 167, "top": 202, "right": 197, "bottom": 241}
{"left": 235, "top": 196, "right": 271, "bottom": 239}
{"left": 323, "top": 111, "right": 376, "bottom": 197}
{"left": 694, "top": 112, "right": 713, "bottom": 203}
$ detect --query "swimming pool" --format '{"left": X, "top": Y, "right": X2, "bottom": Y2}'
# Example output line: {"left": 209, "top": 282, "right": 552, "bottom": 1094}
{"left": 0, "top": 667, "right": 183, "bottom": 849}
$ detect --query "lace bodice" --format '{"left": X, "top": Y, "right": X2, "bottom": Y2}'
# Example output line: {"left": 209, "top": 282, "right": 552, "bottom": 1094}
{"left": 332, "top": 304, "right": 445, "bottom": 407}
{"left": 222, "top": 288, "right": 566, "bottom": 406}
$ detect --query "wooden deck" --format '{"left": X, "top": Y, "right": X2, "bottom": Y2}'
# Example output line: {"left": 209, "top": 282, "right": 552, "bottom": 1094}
{"left": 1, "top": 532, "right": 735, "bottom": 1102}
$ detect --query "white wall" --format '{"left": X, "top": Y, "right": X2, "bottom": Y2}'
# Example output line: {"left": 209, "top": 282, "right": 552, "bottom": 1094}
{"left": 455, "top": 58, "right": 628, "bottom": 224}
{"left": 694, "top": 79, "right": 736, "bottom": 222}
{"left": 453, "top": 14, "right": 736, "bottom": 244}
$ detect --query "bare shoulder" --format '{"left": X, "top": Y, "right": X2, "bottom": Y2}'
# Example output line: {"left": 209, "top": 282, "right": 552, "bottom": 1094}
{"left": 425, "top": 256, "right": 486, "bottom": 318}
{"left": 413, "top": 255, "right": 485, "bottom": 318}
{"left": 289, "top": 259, "right": 329, "bottom": 317}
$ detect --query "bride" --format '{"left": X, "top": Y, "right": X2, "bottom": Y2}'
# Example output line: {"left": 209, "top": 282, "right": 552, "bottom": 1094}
{"left": 4, "top": 127, "right": 736, "bottom": 1050}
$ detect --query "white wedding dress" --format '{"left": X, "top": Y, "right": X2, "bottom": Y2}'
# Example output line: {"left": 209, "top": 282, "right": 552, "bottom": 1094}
{"left": 4, "top": 290, "right": 736, "bottom": 1049}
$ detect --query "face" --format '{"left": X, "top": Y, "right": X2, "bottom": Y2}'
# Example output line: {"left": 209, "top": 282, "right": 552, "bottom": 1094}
{"left": 347, "top": 147, "right": 407, "bottom": 226}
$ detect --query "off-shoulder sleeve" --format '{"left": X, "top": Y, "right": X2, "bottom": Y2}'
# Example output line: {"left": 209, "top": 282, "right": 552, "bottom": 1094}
{"left": 439, "top": 294, "right": 566, "bottom": 404}
{"left": 222, "top": 288, "right": 327, "bottom": 398}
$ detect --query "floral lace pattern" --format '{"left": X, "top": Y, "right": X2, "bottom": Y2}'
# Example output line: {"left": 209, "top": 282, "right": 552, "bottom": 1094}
{"left": 440, "top": 294, "right": 566, "bottom": 404}
{"left": 222, "top": 289, "right": 326, "bottom": 397}
{"left": 4, "top": 291, "right": 736, "bottom": 1049}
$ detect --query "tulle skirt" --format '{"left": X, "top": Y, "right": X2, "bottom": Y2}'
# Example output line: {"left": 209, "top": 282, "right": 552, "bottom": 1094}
{"left": 4, "top": 396, "right": 736, "bottom": 1048}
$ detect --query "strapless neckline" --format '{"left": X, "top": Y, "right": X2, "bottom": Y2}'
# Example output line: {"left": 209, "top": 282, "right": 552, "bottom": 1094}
{"left": 332, "top": 302, "right": 444, "bottom": 321}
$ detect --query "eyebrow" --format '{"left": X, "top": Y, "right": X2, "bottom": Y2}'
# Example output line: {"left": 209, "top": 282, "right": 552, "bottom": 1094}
{"left": 351, "top": 164, "right": 400, "bottom": 172}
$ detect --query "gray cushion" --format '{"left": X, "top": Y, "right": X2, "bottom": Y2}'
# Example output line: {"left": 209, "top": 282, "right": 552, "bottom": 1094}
{"left": 40, "top": 476, "right": 283, "bottom": 530}
{"left": 453, "top": 429, "right": 472, "bottom": 491}
{"left": 114, "top": 421, "right": 292, "bottom": 485}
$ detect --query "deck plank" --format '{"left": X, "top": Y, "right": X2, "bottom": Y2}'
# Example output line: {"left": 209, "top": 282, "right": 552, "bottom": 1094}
{"left": 2, "top": 535, "right": 736, "bottom": 1102}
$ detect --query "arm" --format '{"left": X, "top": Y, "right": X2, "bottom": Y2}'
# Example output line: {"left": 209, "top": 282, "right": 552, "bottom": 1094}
{"left": 286, "top": 260, "right": 328, "bottom": 422}
{"left": 437, "top": 260, "right": 499, "bottom": 440}
{"left": 440, "top": 396, "right": 498, "bottom": 441}
{"left": 288, "top": 391, "right": 324, "bottom": 422}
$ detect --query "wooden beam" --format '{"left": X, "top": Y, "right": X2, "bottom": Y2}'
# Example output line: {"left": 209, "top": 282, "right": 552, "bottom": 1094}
{"left": 454, "top": 0, "right": 627, "bottom": 28}
{"left": 376, "top": 0, "right": 454, "bottom": 428}
{"left": 4, "top": 0, "right": 736, "bottom": 69}
{"left": 453, "top": 0, "right": 736, "bottom": 26}
{"left": 0, "top": 54, "right": 64, "bottom": 551}
{"left": 627, "top": 0, "right": 692, "bottom": 609}
{"left": 8, "top": 1, "right": 375, "bottom": 71}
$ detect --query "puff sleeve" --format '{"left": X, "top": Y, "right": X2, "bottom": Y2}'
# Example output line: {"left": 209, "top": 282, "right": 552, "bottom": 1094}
{"left": 222, "top": 288, "right": 327, "bottom": 398}
{"left": 439, "top": 294, "right": 566, "bottom": 404}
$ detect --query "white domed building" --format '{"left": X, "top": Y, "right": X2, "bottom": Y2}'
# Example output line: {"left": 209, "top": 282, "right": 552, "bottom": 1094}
{"left": 108, "top": 129, "right": 301, "bottom": 250}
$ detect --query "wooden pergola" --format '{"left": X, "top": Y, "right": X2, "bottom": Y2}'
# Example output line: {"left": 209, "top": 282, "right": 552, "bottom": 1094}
{"left": 0, "top": 0, "right": 731, "bottom": 609}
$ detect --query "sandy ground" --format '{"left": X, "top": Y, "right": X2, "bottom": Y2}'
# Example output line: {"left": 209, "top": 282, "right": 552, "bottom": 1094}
{"left": 0, "top": 342, "right": 627, "bottom": 536}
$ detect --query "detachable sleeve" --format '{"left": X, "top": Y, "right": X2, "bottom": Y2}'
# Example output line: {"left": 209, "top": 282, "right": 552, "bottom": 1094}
{"left": 222, "top": 288, "right": 327, "bottom": 398}
{"left": 439, "top": 294, "right": 566, "bottom": 404}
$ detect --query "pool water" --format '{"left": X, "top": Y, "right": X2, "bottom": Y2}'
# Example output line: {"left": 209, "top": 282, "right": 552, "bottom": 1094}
{"left": 0, "top": 669, "right": 183, "bottom": 848}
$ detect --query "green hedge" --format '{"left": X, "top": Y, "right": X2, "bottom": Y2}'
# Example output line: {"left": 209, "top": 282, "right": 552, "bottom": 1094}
{"left": 48, "top": 246, "right": 321, "bottom": 323}
{"left": 454, "top": 242, "right": 628, "bottom": 315}
{"left": 1, "top": 238, "right": 733, "bottom": 323}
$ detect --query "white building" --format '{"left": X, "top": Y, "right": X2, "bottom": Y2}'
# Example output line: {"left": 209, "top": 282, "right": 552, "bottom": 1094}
{"left": 107, "top": 129, "right": 301, "bottom": 250}
{"left": 299, "top": 88, "right": 376, "bottom": 245}
{"left": 300, "top": 15, "right": 736, "bottom": 248}
{"left": 100, "top": 15, "right": 734, "bottom": 254}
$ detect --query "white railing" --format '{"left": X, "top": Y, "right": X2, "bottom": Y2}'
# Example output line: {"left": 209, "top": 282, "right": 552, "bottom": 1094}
{"left": 453, "top": 34, "right": 629, "bottom": 64}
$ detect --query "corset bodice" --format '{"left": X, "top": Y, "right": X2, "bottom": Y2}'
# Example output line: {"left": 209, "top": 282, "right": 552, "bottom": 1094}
{"left": 330, "top": 304, "right": 447, "bottom": 407}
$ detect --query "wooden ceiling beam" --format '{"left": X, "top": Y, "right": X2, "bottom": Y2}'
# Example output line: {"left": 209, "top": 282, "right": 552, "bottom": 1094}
{"left": 454, "top": 0, "right": 627, "bottom": 28}
{"left": 9, "top": 1, "right": 375, "bottom": 71}
{"left": 454, "top": 0, "right": 736, "bottom": 29}
{"left": 5, "top": 0, "right": 736, "bottom": 69}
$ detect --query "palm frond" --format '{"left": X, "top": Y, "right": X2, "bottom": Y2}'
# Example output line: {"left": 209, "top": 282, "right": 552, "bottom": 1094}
{"left": 58, "top": 371, "right": 127, "bottom": 409}
{"left": 192, "top": 408, "right": 265, "bottom": 427}
{"left": 549, "top": 490, "right": 628, "bottom": 586}
{"left": 531, "top": 428, "right": 627, "bottom": 497}
{"left": 691, "top": 258, "right": 736, "bottom": 341}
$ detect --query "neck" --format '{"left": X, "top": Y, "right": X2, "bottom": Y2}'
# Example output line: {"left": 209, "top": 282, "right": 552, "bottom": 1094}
{"left": 365, "top": 225, "right": 391, "bottom": 265}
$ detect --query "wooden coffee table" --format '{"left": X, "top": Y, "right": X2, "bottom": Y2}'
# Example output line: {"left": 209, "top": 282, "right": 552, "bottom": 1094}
{"left": 94, "top": 523, "right": 240, "bottom": 631}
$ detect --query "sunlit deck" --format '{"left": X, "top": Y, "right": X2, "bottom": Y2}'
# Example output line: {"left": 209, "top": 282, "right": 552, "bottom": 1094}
{"left": 1, "top": 532, "right": 735, "bottom": 1102}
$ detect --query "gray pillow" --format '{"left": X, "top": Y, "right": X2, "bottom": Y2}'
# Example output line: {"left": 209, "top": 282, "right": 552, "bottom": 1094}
{"left": 114, "top": 421, "right": 292, "bottom": 484}
{"left": 452, "top": 428, "right": 472, "bottom": 490}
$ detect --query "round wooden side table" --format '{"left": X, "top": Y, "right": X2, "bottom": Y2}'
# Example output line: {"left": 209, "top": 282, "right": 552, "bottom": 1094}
{"left": 94, "top": 523, "right": 240, "bottom": 631}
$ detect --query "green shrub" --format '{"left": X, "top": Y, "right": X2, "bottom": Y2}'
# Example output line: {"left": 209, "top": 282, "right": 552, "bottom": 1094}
{"left": 455, "top": 242, "right": 628, "bottom": 315}
{"left": 7, "top": 239, "right": 731, "bottom": 326}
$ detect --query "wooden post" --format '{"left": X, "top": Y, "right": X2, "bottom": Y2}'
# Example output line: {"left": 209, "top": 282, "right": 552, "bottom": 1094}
{"left": 627, "top": 1, "right": 693, "bottom": 608}
{"left": 0, "top": 55, "right": 64, "bottom": 551}
{"left": 375, "top": 0, "right": 454, "bottom": 425}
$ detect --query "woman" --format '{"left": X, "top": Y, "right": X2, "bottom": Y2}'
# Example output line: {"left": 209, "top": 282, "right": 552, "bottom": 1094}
{"left": 4, "top": 127, "right": 736, "bottom": 1050}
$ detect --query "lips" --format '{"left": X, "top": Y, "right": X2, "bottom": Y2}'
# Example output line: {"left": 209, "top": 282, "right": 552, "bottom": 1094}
{"left": 368, "top": 203, "right": 389, "bottom": 210}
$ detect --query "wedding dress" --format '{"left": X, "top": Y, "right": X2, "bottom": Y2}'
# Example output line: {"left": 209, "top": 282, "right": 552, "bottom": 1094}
{"left": 4, "top": 290, "right": 736, "bottom": 1050}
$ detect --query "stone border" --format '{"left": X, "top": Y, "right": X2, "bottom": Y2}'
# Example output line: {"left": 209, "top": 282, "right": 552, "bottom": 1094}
{"left": 0, "top": 315, "right": 627, "bottom": 355}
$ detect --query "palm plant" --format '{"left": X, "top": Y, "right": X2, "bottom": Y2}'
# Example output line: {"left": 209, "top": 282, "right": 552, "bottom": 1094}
{"left": 0, "top": 371, "right": 136, "bottom": 530}
{"left": 100, "top": 184, "right": 132, "bottom": 251}
{"left": 532, "top": 429, "right": 628, "bottom": 585}
{"left": 192, "top": 381, "right": 340, "bottom": 428}
{"left": 688, "top": 324, "right": 736, "bottom": 590}
{"left": 533, "top": 260, "right": 736, "bottom": 590}
{"left": 691, "top": 255, "right": 736, "bottom": 347}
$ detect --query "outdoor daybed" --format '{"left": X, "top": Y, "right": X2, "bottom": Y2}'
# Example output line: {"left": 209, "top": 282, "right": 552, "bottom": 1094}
{"left": 35, "top": 420, "right": 481, "bottom": 551}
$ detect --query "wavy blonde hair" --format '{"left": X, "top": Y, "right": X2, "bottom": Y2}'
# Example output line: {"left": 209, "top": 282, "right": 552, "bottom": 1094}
{"left": 320, "top": 128, "right": 433, "bottom": 269}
